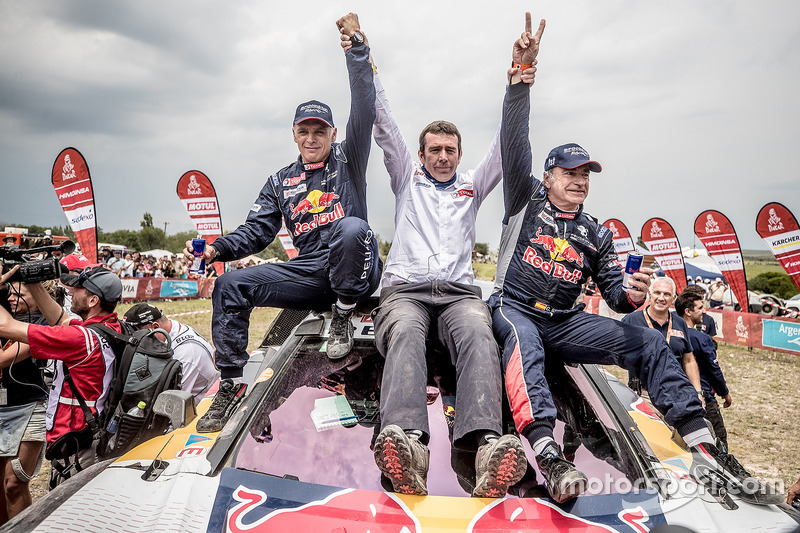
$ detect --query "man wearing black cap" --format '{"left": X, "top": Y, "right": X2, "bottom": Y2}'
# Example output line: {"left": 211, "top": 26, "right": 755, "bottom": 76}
{"left": 185, "top": 12, "right": 380, "bottom": 433}
{"left": 124, "top": 303, "right": 218, "bottom": 405}
{"left": 0, "top": 266, "right": 123, "bottom": 486}
{"left": 488, "top": 78, "right": 781, "bottom": 505}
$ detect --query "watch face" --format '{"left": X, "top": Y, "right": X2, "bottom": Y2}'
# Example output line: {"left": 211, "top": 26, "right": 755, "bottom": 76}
{"left": 352, "top": 32, "right": 364, "bottom": 45}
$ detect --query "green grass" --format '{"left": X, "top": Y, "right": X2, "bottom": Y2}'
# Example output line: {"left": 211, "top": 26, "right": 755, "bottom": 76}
{"left": 744, "top": 262, "right": 787, "bottom": 279}
{"left": 117, "top": 299, "right": 280, "bottom": 353}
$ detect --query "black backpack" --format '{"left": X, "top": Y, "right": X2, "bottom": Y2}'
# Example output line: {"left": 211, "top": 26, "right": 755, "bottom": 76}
{"left": 82, "top": 322, "right": 183, "bottom": 457}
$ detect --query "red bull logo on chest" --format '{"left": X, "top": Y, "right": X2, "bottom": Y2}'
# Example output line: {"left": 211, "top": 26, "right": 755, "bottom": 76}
{"left": 522, "top": 247, "right": 583, "bottom": 284}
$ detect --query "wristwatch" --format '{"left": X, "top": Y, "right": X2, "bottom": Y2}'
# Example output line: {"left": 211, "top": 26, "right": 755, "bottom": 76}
{"left": 351, "top": 31, "right": 365, "bottom": 45}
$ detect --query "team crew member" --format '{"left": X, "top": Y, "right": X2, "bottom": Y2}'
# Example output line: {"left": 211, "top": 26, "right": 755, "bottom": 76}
{"left": 349, "top": 13, "right": 543, "bottom": 498}
{"left": 186, "top": 12, "right": 380, "bottom": 433}
{"left": 123, "top": 303, "right": 218, "bottom": 405}
{"left": 488, "top": 78, "right": 780, "bottom": 504}
{"left": 676, "top": 291, "right": 733, "bottom": 451}
{"left": 684, "top": 283, "right": 718, "bottom": 337}
{"left": 0, "top": 266, "right": 122, "bottom": 488}
{"left": 621, "top": 276, "right": 703, "bottom": 397}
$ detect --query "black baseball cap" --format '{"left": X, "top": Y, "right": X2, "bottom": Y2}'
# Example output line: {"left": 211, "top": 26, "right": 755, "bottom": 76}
{"left": 60, "top": 266, "right": 123, "bottom": 303}
{"left": 123, "top": 303, "right": 164, "bottom": 328}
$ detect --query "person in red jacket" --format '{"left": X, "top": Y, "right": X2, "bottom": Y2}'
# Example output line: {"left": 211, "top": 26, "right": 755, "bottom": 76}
{"left": 0, "top": 265, "right": 123, "bottom": 488}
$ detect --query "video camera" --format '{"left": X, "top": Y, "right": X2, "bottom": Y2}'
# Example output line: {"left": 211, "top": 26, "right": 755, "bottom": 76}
{"left": 0, "top": 240, "right": 76, "bottom": 284}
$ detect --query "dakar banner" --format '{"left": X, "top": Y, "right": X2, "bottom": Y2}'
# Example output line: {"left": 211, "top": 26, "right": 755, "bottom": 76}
{"left": 51, "top": 147, "right": 98, "bottom": 263}
{"left": 177, "top": 170, "right": 224, "bottom": 274}
{"left": 602, "top": 218, "right": 635, "bottom": 262}
{"left": 694, "top": 210, "right": 749, "bottom": 312}
{"left": 755, "top": 202, "right": 800, "bottom": 292}
{"left": 641, "top": 217, "right": 687, "bottom": 294}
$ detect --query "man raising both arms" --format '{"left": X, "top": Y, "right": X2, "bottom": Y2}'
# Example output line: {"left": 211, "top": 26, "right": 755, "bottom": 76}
{"left": 489, "top": 48, "right": 781, "bottom": 504}
{"left": 187, "top": 13, "right": 380, "bottom": 433}
{"left": 340, "top": 13, "right": 544, "bottom": 498}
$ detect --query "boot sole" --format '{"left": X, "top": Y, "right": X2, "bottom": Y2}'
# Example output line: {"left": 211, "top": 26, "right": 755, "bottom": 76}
{"left": 473, "top": 436, "right": 528, "bottom": 498}
{"left": 196, "top": 383, "right": 247, "bottom": 433}
{"left": 374, "top": 426, "right": 427, "bottom": 495}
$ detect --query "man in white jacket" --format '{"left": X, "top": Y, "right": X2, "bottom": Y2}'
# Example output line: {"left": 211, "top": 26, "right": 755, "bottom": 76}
{"left": 340, "top": 13, "right": 545, "bottom": 498}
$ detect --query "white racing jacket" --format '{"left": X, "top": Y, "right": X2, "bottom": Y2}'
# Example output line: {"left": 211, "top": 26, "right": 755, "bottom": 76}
{"left": 373, "top": 74, "right": 503, "bottom": 287}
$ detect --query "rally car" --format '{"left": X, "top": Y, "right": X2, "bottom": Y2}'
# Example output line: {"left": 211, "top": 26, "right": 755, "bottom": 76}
{"left": 6, "top": 294, "right": 800, "bottom": 532}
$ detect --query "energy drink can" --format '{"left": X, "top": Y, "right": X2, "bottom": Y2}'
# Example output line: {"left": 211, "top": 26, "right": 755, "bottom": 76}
{"left": 190, "top": 238, "right": 206, "bottom": 275}
{"left": 622, "top": 252, "right": 643, "bottom": 289}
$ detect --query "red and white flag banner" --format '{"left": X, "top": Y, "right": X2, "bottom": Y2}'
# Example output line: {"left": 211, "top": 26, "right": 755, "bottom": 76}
{"left": 755, "top": 202, "right": 800, "bottom": 292}
{"left": 51, "top": 147, "right": 98, "bottom": 263}
{"left": 177, "top": 170, "right": 225, "bottom": 275}
{"left": 694, "top": 210, "right": 749, "bottom": 311}
{"left": 177, "top": 170, "right": 223, "bottom": 244}
{"left": 602, "top": 218, "right": 635, "bottom": 262}
{"left": 641, "top": 217, "right": 687, "bottom": 294}
{"left": 277, "top": 221, "right": 298, "bottom": 259}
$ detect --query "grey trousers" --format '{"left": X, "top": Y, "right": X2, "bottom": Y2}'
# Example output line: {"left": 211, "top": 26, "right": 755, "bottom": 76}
{"left": 374, "top": 281, "right": 502, "bottom": 449}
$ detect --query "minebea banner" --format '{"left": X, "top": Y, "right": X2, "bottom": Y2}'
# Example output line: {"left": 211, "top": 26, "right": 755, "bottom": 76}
{"left": 694, "top": 210, "right": 749, "bottom": 312}
{"left": 51, "top": 147, "right": 98, "bottom": 262}
{"left": 602, "top": 218, "right": 635, "bottom": 261}
{"left": 641, "top": 217, "right": 687, "bottom": 293}
{"left": 755, "top": 202, "right": 800, "bottom": 292}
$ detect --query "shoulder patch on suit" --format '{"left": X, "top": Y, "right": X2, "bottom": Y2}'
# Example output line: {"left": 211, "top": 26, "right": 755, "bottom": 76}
{"left": 332, "top": 143, "right": 347, "bottom": 163}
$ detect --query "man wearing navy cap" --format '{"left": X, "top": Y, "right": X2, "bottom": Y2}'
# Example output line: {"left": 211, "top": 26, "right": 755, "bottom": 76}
{"left": 489, "top": 77, "right": 781, "bottom": 504}
{"left": 185, "top": 13, "right": 380, "bottom": 433}
{"left": 0, "top": 266, "right": 123, "bottom": 487}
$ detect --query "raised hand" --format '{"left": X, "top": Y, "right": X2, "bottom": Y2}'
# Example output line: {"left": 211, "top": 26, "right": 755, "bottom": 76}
{"left": 336, "top": 12, "right": 361, "bottom": 37}
{"left": 513, "top": 13, "right": 546, "bottom": 66}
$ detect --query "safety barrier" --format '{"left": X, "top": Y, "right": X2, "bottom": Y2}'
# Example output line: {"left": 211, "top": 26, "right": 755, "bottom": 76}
{"left": 582, "top": 295, "right": 800, "bottom": 356}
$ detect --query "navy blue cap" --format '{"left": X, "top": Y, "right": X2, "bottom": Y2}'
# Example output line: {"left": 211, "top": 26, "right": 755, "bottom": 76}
{"left": 544, "top": 143, "right": 602, "bottom": 173}
{"left": 293, "top": 100, "right": 335, "bottom": 128}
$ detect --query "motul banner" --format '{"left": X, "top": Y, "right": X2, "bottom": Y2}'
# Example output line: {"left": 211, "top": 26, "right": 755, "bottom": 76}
{"left": 602, "top": 218, "right": 635, "bottom": 261}
{"left": 177, "top": 170, "right": 224, "bottom": 275}
{"left": 177, "top": 171, "right": 223, "bottom": 243}
{"left": 641, "top": 217, "right": 687, "bottom": 294}
{"left": 755, "top": 202, "right": 800, "bottom": 291}
{"left": 51, "top": 148, "right": 98, "bottom": 263}
{"left": 694, "top": 210, "right": 749, "bottom": 312}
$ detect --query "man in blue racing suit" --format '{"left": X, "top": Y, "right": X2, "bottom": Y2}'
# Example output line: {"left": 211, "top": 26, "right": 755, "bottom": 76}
{"left": 489, "top": 77, "right": 781, "bottom": 505}
{"left": 187, "top": 13, "right": 381, "bottom": 433}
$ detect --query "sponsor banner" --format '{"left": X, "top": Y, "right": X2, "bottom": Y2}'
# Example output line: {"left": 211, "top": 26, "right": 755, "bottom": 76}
{"left": 761, "top": 319, "right": 800, "bottom": 352}
{"left": 121, "top": 278, "right": 216, "bottom": 302}
{"left": 641, "top": 218, "right": 687, "bottom": 293}
{"left": 160, "top": 280, "right": 199, "bottom": 298}
{"left": 277, "top": 221, "right": 298, "bottom": 259}
{"left": 177, "top": 170, "right": 224, "bottom": 275}
{"left": 694, "top": 210, "right": 749, "bottom": 312}
{"left": 602, "top": 218, "right": 635, "bottom": 262}
{"left": 120, "top": 279, "right": 139, "bottom": 300}
{"left": 755, "top": 202, "right": 800, "bottom": 291}
{"left": 51, "top": 147, "right": 98, "bottom": 262}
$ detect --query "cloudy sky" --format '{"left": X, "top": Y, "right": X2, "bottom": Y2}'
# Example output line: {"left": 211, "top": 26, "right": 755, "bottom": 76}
{"left": 1, "top": 1, "right": 798, "bottom": 252}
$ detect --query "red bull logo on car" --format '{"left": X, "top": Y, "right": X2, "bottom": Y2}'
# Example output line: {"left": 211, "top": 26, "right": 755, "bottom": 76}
{"left": 214, "top": 469, "right": 667, "bottom": 533}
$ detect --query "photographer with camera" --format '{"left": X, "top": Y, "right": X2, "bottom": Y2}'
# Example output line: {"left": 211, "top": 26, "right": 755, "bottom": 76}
{"left": 0, "top": 262, "right": 123, "bottom": 488}
{"left": 0, "top": 279, "right": 54, "bottom": 524}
